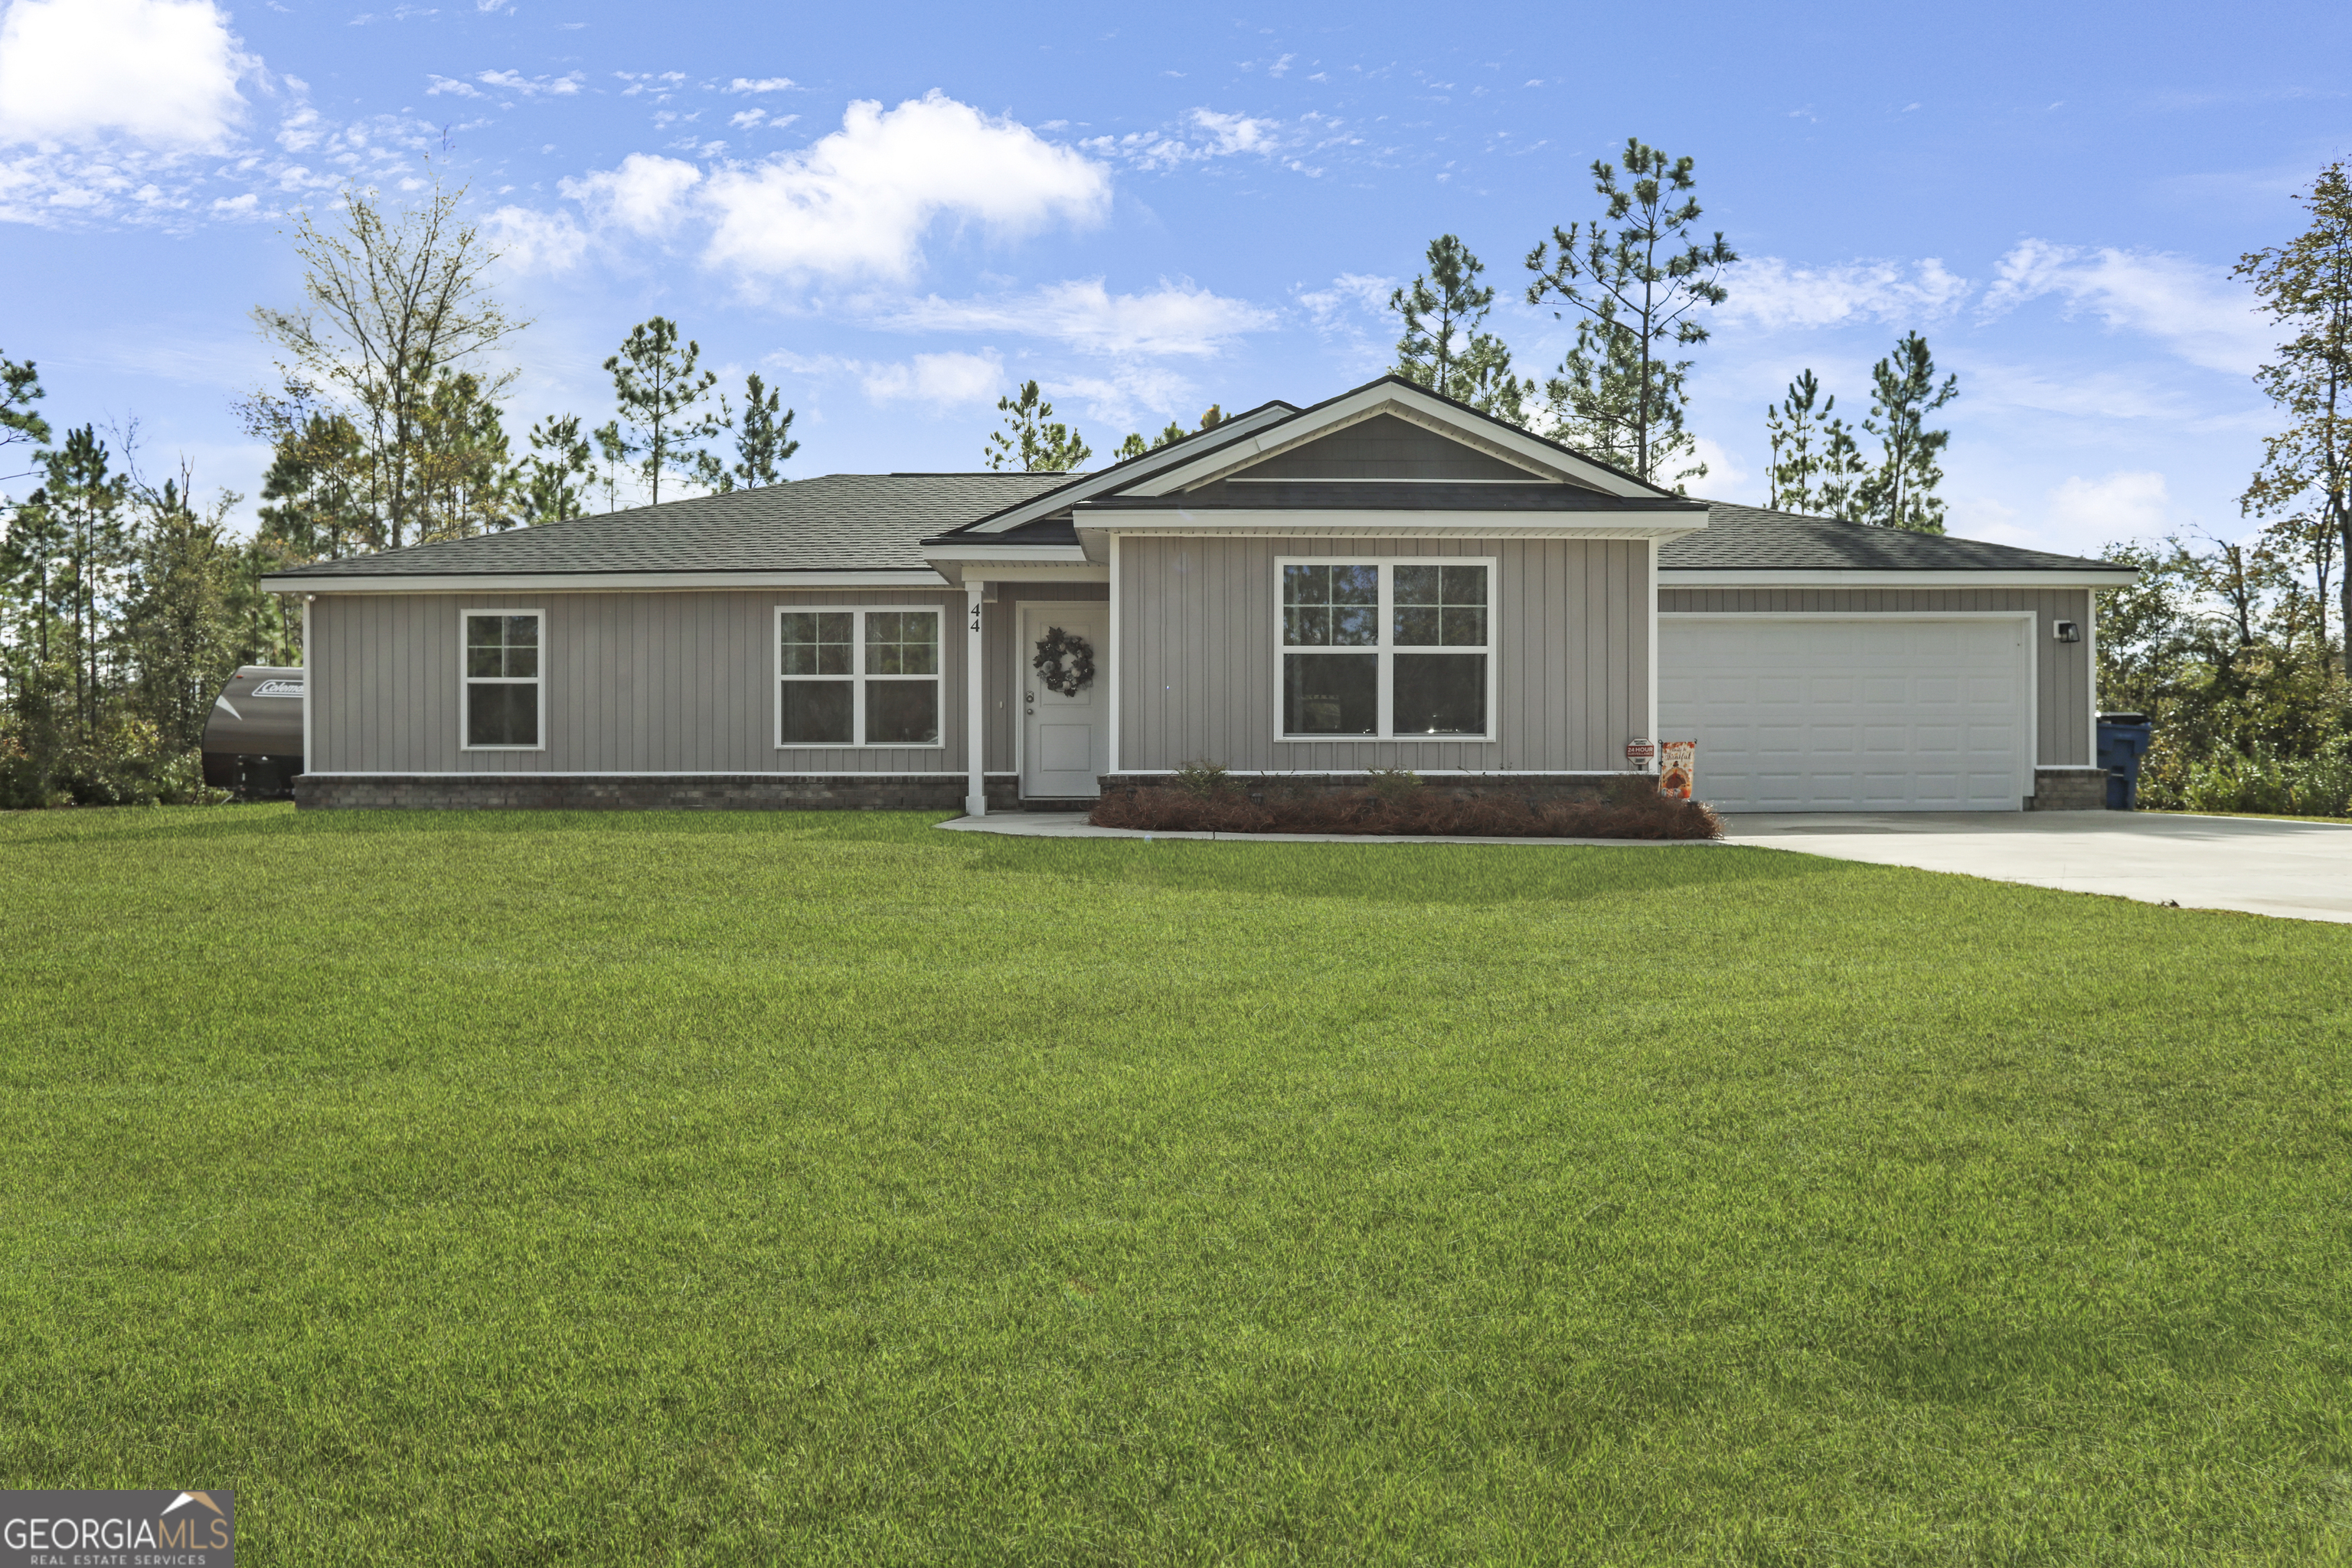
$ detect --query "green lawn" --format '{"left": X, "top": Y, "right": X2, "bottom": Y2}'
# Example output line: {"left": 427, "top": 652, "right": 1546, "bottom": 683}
{"left": 3, "top": 807, "right": 2349, "bottom": 1565}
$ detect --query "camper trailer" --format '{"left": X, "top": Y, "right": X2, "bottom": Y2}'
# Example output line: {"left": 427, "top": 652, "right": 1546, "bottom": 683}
{"left": 201, "top": 665, "right": 305, "bottom": 799}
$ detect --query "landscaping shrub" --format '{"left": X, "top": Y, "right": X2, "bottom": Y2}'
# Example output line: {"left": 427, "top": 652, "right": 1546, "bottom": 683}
{"left": 1091, "top": 774, "right": 1723, "bottom": 838}
{"left": 2138, "top": 733, "right": 2352, "bottom": 818}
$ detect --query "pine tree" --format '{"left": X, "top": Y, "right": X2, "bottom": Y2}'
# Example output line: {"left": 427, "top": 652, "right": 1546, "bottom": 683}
{"left": 1856, "top": 332, "right": 1958, "bottom": 532}
{"left": 985, "top": 381, "right": 1091, "bottom": 472}
{"left": 123, "top": 473, "right": 239, "bottom": 752}
{"left": 1113, "top": 407, "right": 1224, "bottom": 464}
{"left": 2239, "top": 159, "right": 2352, "bottom": 666}
{"left": 248, "top": 396, "right": 369, "bottom": 561}
{"left": 40, "top": 427, "right": 130, "bottom": 740}
{"left": 1765, "top": 371, "right": 1833, "bottom": 513}
{"left": 1815, "top": 419, "right": 1870, "bottom": 522}
{"left": 1526, "top": 137, "right": 1736, "bottom": 487}
{"left": 605, "top": 318, "right": 721, "bottom": 505}
{"left": 1390, "top": 236, "right": 1530, "bottom": 423}
{"left": 411, "top": 369, "right": 517, "bottom": 540}
{"left": 592, "top": 421, "right": 635, "bottom": 513}
{"left": 731, "top": 373, "right": 799, "bottom": 488}
{"left": 523, "top": 414, "right": 593, "bottom": 524}
{"left": 1, "top": 350, "right": 51, "bottom": 458}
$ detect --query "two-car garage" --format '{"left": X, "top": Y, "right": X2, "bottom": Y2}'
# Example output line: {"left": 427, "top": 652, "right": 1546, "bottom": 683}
{"left": 1657, "top": 615, "right": 2039, "bottom": 812}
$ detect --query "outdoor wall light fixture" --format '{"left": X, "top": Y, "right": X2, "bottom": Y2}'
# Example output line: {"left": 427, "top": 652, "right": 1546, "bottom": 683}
{"left": 2053, "top": 621, "right": 2081, "bottom": 643}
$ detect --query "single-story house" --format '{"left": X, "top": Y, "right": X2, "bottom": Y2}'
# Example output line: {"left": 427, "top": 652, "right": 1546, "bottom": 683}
{"left": 266, "top": 375, "right": 2138, "bottom": 814}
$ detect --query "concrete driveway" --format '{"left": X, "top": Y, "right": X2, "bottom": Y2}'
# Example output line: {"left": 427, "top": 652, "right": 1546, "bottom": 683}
{"left": 1725, "top": 811, "right": 2352, "bottom": 925}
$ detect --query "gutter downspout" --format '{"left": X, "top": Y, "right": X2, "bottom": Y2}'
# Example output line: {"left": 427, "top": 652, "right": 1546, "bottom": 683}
{"left": 965, "top": 582, "right": 986, "bottom": 817}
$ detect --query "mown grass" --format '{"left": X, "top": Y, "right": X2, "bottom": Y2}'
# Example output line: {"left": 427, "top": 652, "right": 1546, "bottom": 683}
{"left": 2, "top": 805, "right": 2348, "bottom": 1566}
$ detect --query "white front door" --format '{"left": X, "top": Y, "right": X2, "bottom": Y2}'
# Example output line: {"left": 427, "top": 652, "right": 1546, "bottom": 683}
{"left": 1658, "top": 616, "right": 2034, "bottom": 812}
{"left": 1021, "top": 606, "right": 1108, "bottom": 799}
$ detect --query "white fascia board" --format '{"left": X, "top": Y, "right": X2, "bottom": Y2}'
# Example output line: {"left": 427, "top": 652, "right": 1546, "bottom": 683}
{"left": 1078, "top": 508, "right": 1707, "bottom": 540}
{"left": 955, "top": 405, "right": 1296, "bottom": 536}
{"left": 1128, "top": 384, "right": 1661, "bottom": 498}
{"left": 921, "top": 544, "right": 1093, "bottom": 564}
{"left": 1661, "top": 569, "right": 2138, "bottom": 589}
{"left": 959, "top": 564, "right": 1108, "bottom": 584}
{"left": 271, "top": 570, "right": 952, "bottom": 594}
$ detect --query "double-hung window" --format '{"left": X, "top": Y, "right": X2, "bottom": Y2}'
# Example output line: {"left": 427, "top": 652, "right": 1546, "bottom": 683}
{"left": 777, "top": 607, "right": 943, "bottom": 747}
{"left": 462, "top": 609, "right": 543, "bottom": 749}
{"left": 1280, "top": 559, "right": 1492, "bottom": 739}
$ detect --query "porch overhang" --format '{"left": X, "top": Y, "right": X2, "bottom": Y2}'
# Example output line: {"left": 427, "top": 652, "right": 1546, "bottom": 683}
{"left": 920, "top": 543, "right": 1098, "bottom": 587}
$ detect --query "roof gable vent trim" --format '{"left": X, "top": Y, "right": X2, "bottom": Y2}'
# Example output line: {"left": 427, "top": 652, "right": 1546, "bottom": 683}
{"left": 942, "top": 400, "right": 1300, "bottom": 537}
{"left": 1129, "top": 377, "right": 1667, "bottom": 499}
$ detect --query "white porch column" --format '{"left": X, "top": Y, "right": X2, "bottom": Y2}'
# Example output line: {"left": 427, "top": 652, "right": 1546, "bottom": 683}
{"left": 965, "top": 581, "right": 986, "bottom": 816}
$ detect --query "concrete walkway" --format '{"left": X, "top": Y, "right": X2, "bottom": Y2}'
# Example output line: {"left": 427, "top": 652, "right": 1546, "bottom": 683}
{"left": 939, "top": 809, "right": 2352, "bottom": 924}
{"left": 1724, "top": 811, "right": 2352, "bottom": 926}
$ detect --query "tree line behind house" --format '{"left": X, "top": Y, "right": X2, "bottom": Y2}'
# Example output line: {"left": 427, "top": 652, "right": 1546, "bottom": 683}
{"left": 0, "top": 146, "right": 2345, "bottom": 814}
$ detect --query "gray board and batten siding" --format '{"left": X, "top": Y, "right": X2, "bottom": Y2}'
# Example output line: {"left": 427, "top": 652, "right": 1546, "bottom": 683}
{"left": 1657, "top": 585, "right": 2097, "bottom": 768}
{"left": 1233, "top": 412, "right": 1561, "bottom": 483}
{"left": 1116, "top": 534, "right": 1649, "bottom": 774}
{"left": 309, "top": 588, "right": 973, "bottom": 776}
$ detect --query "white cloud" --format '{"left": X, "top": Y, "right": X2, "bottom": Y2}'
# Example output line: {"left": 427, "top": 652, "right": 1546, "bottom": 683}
{"left": 484, "top": 203, "right": 586, "bottom": 273}
{"left": 729, "top": 77, "right": 793, "bottom": 93}
{"left": 884, "top": 279, "right": 1274, "bottom": 356}
{"left": 476, "top": 68, "right": 583, "bottom": 98}
{"left": 1088, "top": 106, "right": 1285, "bottom": 172}
{"left": 860, "top": 351, "right": 1002, "bottom": 406}
{"left": 730, "top": 108, "right": 765, "bottom": 129}
{"left": 0, "top": 0, "right": 252, "bottom": 151}
{"left": 2045, "top": 470, "right": 2173, "bottom": 543}
{"left": 697, "top": 91, "right": 1109, "bottom": 281}
{"left": 425, "top": 75, "right": 483, "bottom": 99}
{"left": 1719, "top": 257, "right": 1971, "bottom": 331}
{"left": 1980, "top": 239, "right": 2271, "bottom": 375}
{"left": 558, "top": 151, "right": 701, "bottom": 236}
{"left": 1685, "top": 433, "right": 1747, "bottom": 494}
{"left": 1297, "top": 271, "right": 1393, "bottom": 326}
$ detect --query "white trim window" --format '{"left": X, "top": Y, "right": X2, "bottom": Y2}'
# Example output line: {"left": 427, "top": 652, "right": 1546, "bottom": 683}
{"left": 461, "top": 609, "right": 544, "bottom": 750}
{"left": 776, "top": 606, "right": 944, "bottom": 748}
{"left": 1278, "top": 557, "right": 1494, "bottom": 740}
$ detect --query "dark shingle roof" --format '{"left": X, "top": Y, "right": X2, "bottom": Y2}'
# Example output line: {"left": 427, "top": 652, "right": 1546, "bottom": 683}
{"left": 264, "top": 472, "right": 1073, "bottom": 579}
{"left": 1667, "top": 501, "right": 2134, "bottom": 573}
{"left": 264, "top": 471, "right": 2137, "bottom": 582}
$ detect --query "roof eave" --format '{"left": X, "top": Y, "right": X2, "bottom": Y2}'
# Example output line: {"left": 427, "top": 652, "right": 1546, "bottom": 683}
{"left": 1662, "top": 567, "right": 2142, "bottom": 588}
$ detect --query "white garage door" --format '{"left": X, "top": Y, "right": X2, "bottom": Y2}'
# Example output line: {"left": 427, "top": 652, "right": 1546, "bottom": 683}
{"left": 1658, "top": 616, "right": 2034, "bottom": 812}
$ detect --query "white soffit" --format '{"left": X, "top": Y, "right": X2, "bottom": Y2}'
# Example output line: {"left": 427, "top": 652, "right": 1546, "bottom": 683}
{"left": 1128, "top": 382, "right": 1664, "bottom": 498}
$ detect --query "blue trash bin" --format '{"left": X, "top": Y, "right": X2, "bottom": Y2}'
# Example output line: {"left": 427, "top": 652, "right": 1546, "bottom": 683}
{"left": 2097, "top": 713, "right": 2154, "bottom": 810}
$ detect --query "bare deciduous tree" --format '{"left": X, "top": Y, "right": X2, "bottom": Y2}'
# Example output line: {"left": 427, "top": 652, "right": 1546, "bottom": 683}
{"left": 253, "top": 175, "right": 526, "bottom": 551}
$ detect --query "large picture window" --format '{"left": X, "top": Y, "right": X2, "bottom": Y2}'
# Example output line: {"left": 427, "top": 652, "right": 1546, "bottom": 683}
{"left": 1279, "top": 559, "right": 1491, "bottom": 740}
{"left": 778, "top": 606, "right": 942, "bottom": 747}
{"left": 462, "top": 609, "right": 543, "bottom": 749}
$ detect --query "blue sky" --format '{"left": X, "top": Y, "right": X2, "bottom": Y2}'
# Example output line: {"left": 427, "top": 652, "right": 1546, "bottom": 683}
{"left": 2, "top": 0, "right": 2346, "bottom": 559}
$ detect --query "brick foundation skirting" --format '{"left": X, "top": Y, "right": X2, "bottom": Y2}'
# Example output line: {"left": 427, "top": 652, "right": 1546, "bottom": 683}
{"left": 2028, "top": 766, "right": 2108, "bottom": 812}
{"left": 1101, "top": 771, "right": 1631, "bottom": 806}
{"left": 296, "top": 773, "right": 1025, "bottom": 812}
